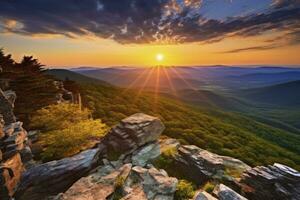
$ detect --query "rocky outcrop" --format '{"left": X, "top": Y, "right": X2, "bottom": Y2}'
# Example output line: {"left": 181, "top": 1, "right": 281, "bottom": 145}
{"left": 238, "top": 163, "right": 300, "bottom": 200}
{"left": 53, "top": 81, "right": 81, "bottom": 106}
{"left": 0, "top": 87, "right": 33, "bottom": 199}
{"left": 213, "top": 184, "right": 247, "bottom": 200}
{"left": 1, "top": 122, "right": 30, "bottom": 162}
{"left": 177, "top": 145, "right": 250, "bottom": 184}
{"left": 157, "top": 139, "right": 250, "bottom": 186}
{"left": 15, "top": 113, "right": 166, "bottom": 200}
{"left": 7, "top": 113, "right": 300, "bottom": 200}
{"left": 0, "top": 118, "right": 31, "bottom": 199}
{"left": 99, "top": 113, "right": 165, "bottom": 160}
{"left": 14, "top": 149, "right": 101, "bottom": 200}
{"left": 55, "top": 162, "right": 177, "bottom": 200}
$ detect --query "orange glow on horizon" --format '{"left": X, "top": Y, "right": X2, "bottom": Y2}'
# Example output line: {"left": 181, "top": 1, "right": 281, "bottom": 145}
{"left": 1, "top": 33, "right": 300, "bottom": 67}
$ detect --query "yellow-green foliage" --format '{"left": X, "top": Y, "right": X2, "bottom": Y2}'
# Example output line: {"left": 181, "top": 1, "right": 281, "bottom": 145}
{"left": 32, "top": 103, "right": 108, "bottom": 161}
{"left": 30, "top": 103, "right": 91, "bottom": 131}
{"left": 174, "top": 180, "right": 195, "bottom": 200}
{"left": 113, "top": 176, "right": 126, "bottom": 200}
{"left": 202, "top": 181, "right": 216, "bottom": 193}
{"left": 80, "top": 83, "right": 300, "bottom": 170}
{"left": 114, "top": 176, "right": 125, "bottom": 189}
{"left": 152, "top": 147, "right": 177, "bottom": 175}
{"left": 163, "top": 147, "right": 178, "bottom": 157}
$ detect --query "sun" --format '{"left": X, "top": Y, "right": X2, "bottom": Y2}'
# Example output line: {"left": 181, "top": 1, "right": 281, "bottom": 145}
{"left": 156, "top": 53, "right": 164, "bottom": 62}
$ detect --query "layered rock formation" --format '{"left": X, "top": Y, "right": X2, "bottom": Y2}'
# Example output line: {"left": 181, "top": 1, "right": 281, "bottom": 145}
{"left": 0, "top": 108, "right": 298, "bottom": 200}
{"left": 158, "top": 139, "right": 250, "bottom": 185}
{"left": 15, "top": 149, "right": 101, "bottom": 200}
{"left": 15, "top": 113, "right": 169, "bottom": 200}
{"left": 98, "top": 113, "right": 165, "bottom": 159}
{"left": 55, "top": 163, "right": 177, "bottom": 200}
{"left": 239, "top": 163, "right": 300, "bottom": 200}
{"left": 0, "top": 87, "right": 32, "bottom": 200}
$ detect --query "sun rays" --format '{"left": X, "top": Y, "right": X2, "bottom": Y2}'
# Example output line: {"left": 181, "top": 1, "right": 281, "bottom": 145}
{"left": 119, "top": 65, "right": 199, "bottom": 110}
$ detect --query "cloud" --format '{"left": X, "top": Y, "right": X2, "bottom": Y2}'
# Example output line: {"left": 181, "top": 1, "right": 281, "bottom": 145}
{"left": 220, "top": 44, "right": 279, "bottom": 53}
{"left": 0, "top": 0, "right": 299, "bottom": 46}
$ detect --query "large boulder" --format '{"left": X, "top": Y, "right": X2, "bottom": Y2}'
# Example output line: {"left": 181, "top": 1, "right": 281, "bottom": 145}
{"left": 99, "top": 113, "right": 165, "bottom": 160}
{"left": 169, "top": 144, "right": 250, "bottom": 185}
{"left": 0, "top": 119, "right": 31, "bottom": 199}
{"left": 56, "top": 162, "right": 178, "bottom": 200}
{"left": 14, "top": 149, "right": 101, "bottom": 200}
{"left": 14, "top": 113, "right": 166, "bottom": 200}
{"left": 238, "top": 163, "right": 300, "bottom": 200}
{"left": 213, "top": 184, "right": 248, "bottom": 200}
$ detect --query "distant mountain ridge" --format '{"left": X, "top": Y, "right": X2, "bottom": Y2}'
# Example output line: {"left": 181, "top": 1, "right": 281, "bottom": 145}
{"left": 46, "top": 69, "right": 110, "bottom": 85}
{"left": 71, "top": 66, "right": 300, "bottom": 90}
{"left": 241, "top": 80, "right": 300, "bottom": 106}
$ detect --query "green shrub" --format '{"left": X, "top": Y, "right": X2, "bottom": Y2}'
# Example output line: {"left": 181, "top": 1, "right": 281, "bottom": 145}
{"left": 174, "top": 180, "right": 195, "bottom": 200}
{"left": 152, "top": 147, "right": 177, "bottom": 173}
{"left": 32, "top": 103, "right": 108, "bottom": 161}
{"left": 113, "top": 176, "right": 126, "bottom": 200}
{"left": 39, "top": 119, "right": 107, "bottom": 161}
{"left": 202, "top": 181, "right": 216, "bottom": 193}
{"left": 30, "top": 103, "right": 91, "bottom": 131}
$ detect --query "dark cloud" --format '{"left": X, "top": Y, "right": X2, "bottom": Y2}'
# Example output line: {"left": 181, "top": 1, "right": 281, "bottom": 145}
{"left": 220, "top": 44, "right": 279, "bottom": 53}
{"left": 0, "top": 0, "right": 299, "bottom": 45}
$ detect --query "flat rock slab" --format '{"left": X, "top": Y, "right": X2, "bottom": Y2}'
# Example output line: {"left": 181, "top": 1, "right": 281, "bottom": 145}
{"left": 14, "top": 149, "right": 101, "bottom": 200}
{"left": 56, "top": 163, "right": 177, "bottom": 200}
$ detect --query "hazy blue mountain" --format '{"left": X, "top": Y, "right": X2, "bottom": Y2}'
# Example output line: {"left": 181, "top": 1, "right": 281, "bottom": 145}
{"left": 72, "top": 66, "right": 300, "bottom": 90}
{"left": 241, "top": 80, "right": 300, "bottom": 106}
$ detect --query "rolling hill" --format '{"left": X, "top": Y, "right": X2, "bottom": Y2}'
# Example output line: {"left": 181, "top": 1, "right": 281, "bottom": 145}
{"left": 72, "top": 66, "right": 300, "bottom": 91}
{"left": 45, "top": 69, "right": 110, "bottom": 85}
{"left": 241, "top": 80, "right": 300, "bottom": 106}
{"left": 50, "top": 69, "right": 300, "bottom": 170}
{"left": 163, "top": 89, "right": 250, "bottom": 111}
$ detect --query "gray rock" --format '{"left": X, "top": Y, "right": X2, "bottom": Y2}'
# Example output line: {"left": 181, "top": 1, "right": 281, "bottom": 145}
{"left": 131, "top": 142, "right": 161, "bottom": 167}
{"left": 14, "top": 149, "right": 102, "bottom": 200}
{"left": 100, "top": 113, "right": 165, "bottom": 160}
{"left": 194, "top": 191, "right": 218, "bottom": 200}
{"left": 56, "top": 163, "right": 177, "bottom": 200}
{"left": 20, "top": 146, "right": 33, "bottom": 163}
{"left": 213, "top": 184, "right": 248, "bottom": 200}
{"left": 130, "top": 166, "right": 178, "bottom": 199}
{"left": 0, "top": 119, "right": 32, "bottom": 199}
{"left": 174, "top": 145, "right": 250, "bottom": 184}
{"left": 239, "top": 163, "right": 300, "bottom": 200}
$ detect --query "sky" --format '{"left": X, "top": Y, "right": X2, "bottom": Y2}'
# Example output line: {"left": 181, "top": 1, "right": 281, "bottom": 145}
{"left": 0, "top": 0, "right": 299, "bottom": 67}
